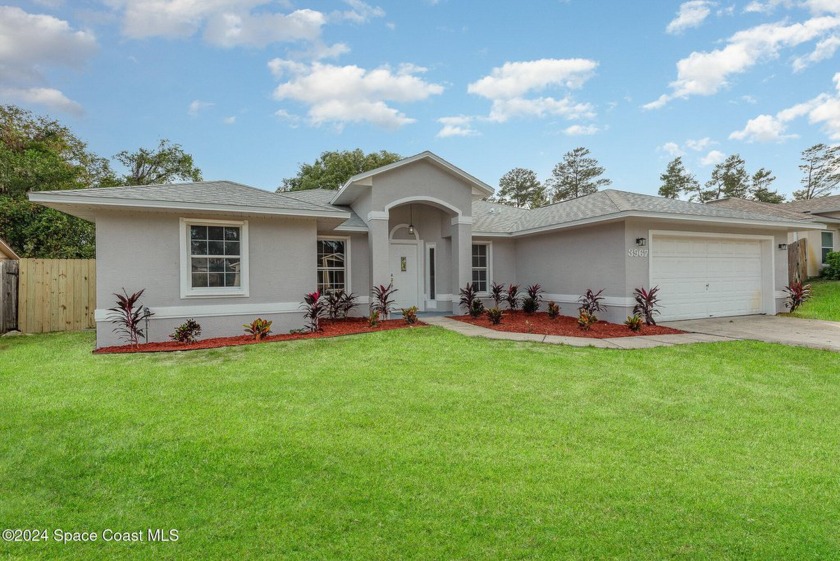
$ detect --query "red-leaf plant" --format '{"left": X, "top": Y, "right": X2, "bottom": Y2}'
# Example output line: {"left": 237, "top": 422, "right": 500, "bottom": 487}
{"left": 107, "top": 288, "right": 151, "bottom": 347}
{"left": 784, "top": 282, "right": 812, "bottom": 313}
{"left": 632, "top": 285, "right": 661, "bottom": 326}
{"left": 301, "top": 290, "right": 327, "bottom": 332}
{"left": 371, "top": 283, "right": 398, "bottom": 319}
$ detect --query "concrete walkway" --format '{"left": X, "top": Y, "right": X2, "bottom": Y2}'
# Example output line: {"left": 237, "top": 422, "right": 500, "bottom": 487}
{"left": 662, "top": 315, "right": 840, "bottom": 352}
{"left": 421, "top": 316, "right": 730, "bottom": 349}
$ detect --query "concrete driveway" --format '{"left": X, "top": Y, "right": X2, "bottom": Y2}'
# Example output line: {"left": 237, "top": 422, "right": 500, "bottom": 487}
{"left": 661, "top": 315, "right": 840, "bottom": 352}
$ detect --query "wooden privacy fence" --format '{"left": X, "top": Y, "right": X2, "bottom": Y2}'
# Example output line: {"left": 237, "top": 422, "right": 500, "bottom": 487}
{"left": 1, "top": 260, "right": 18, "bottom": 333}
{"left": 787, "top": 239, "right": 808, "bottom": 285}
{"left": 18, "top": 259, "right": 96, "bottom": 333}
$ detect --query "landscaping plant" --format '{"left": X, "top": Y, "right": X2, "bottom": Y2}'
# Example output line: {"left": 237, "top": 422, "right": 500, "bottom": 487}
{"left": 459, "top": 282, "right": 480, "bottom": 315}
{"left": 402, "top": 306, "right": 418, "bottom": 325}
{"left": 489, "top": 282, "right": 507, "bottom": 308}
{"left": 625, "top": 314, "right": 643, "bottom": 332}
{"left": 522, "top": 297, "right": 538, "bottom": 314}
{"left": 170, "top": 318, "right": 201, "bottom": 344}
{"left": 325, "top": 289, "right": 358, "bottom": 320}
{"left": 578, "top": 288, "right": 607, "bottom": 320}
{"left": 302, "top": 290, "right": 327, "bottom": 332}
{"left": 506, "top": 283, "right": 521, "bottom": 310}
{"left": 820, "top": 251, "right": 840, "bottom": 280}
{"left": 368, "top": 310, "right": 380, "bottom": 327}
{"left": 578, "top": 310, "right": 597, "bottom": 330}
{"left": 470, "top": 298, "right": 485, "bottom": 318}
{"left": 784, "top": 281, "right": 812, "bottom": 312}
{"left": 487, "top": 307, "right": 503, "bottom": 325}
{"left": 547, "top": 301, "right": 560, "bottom": 319}
{"left": 371, "top": 283, "right": 398, "bottom": 319}
{"left": 632, "top": 285, "right": 661, "bottom": 326}
{"left": 526, "top": 283, "right": 544, "bottom": 311}
{"left": 243, "top": 318, "right": 272, "bottom": 340}
{"left": 107, "top": 288, "right": 152, "bottom": 347}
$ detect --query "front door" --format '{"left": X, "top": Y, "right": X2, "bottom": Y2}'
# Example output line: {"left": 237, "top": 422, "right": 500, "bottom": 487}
{"left": 389, "top": 243, "right": 420, "bottom": 310}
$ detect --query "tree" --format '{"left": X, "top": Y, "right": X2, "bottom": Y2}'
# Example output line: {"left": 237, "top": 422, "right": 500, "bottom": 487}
{"left": 750, "top": 168, "right": 784, "bottom": 203}
{"left": 114, "top": 139, "right": 203, "bottom": 185}
{"left": 658, "top": 157, "right": 699, "bottom": 199}
{"left": 702, "top": 154, "right": 749, "bottom": 202}
{"left": 546, "top": 147, "right": 611, "bottom": 202}
{"left": 793, "top": 143, "right": 840, "bottom": 200}
{"left": 496, "top": 167, "right": 547, "bottom": 208}
{"left": 0, "top": 105, "right": 117, "bottom": 258}
{"left": 279, "top": 149, "right": 402, "bottom": 192}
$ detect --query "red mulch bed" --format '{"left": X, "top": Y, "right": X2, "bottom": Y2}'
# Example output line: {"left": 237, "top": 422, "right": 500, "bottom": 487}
{"left": 450, "top": 311, "right": 682, "bottom": 338}
{"left": 95, "top": 318, "right": 425, "bottom": 354}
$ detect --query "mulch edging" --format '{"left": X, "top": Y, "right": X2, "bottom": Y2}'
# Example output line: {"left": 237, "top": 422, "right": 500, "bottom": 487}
{"left": 450, "top": 311, "right": 682, "bottom": 339}
{"left": 95, "top": 318, "right": 425, "bottom": 354}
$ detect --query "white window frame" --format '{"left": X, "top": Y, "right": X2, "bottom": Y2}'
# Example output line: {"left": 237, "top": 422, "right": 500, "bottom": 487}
{"left": 471, "top": 241, "right": 492, "bottom": 295}
{"left": 822, "top": 231, "right": 835, "bottom": 264}
{"left": 317, "top": 236, "right": 351, "bottom": 294}
{"left": 180, "top": 218, "right": 249, "bottom": 298}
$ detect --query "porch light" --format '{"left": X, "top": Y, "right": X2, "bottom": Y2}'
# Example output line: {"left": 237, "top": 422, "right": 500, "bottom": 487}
{"left": 635, "top": 237, "right": 647, "bottom": 247}
{"left": 778, "top": 243, "right": 787, "bottom": 250}
{"left": 408, "top": 205, "right": 415, "bottom": 235}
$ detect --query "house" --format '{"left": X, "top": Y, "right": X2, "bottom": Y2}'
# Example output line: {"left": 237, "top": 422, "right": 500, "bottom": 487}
{"left": 0, "top": 238, "right": 19, "bottom": 261}
{"left": 29, "top": 151, "right": 823, "bottom": 348}
{"left": 708, "top": 196, "right": 840, "bottom": 278}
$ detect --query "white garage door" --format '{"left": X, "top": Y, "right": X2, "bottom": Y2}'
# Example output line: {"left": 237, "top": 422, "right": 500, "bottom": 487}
{"left": 651, "top": 235, "right": 765, "bottom": 321}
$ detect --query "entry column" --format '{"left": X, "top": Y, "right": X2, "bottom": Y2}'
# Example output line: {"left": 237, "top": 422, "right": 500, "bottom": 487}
{"left": 450, "top": 216, "right": 472, "bottom": 314}
{"left": 368, "top": 211, "right": 391, "bottom": 292}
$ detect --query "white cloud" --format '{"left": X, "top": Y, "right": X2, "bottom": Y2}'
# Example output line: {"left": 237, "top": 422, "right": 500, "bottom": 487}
{"left": 330, "top": 0, "right": 385, "bottom": 24}
{"left": 270, "top": 60, "right": 444, "bottom": 129}
{"left": 563, "top": 124, "right": 599, "bottom": 135}
{"left": 0, "top": 6, "right": 96, "bottom": 114}
{"left": 467, "top": 58, "right": 598, "bottom": 124}
{"left": 666, "top": 1, "right": 714, "bottom": 34}
{"left": 685, "top": 137, "right": 715, "bottom": 150}
{"left": 700, "top": 150, "right": 726, "bottom": 165}
{"left": 223, "top": 116, "right": 236, "bottom": 125}
{"left": 187, "top": 99, "right": 214, "bottom": 116}
{"left": 792, "top": 34, "right": 840, "bottom": 71}
{"left": 436, "top": 116, "right": 479, "bottom": 138}
{"left": 646, "top": 14, "right": 840, "bottom": 108}
{"left": 731, "top": 71, "right": 840, "bottom": 140}
{"left": 659, "top": 142, "right": 685, "bottom": 156}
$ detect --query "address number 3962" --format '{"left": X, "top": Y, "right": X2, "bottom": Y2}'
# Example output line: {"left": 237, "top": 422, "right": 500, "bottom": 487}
{"left": 628, "top": 248, "right": 649, "bottom": 257}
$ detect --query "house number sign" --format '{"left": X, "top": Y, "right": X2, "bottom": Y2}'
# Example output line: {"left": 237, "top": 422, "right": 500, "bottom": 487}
{"left": 627, "top": 248, "right": 649, "bottom": 257}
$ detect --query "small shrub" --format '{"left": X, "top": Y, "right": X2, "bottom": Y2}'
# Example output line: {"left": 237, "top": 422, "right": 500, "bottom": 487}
{"left": 522, "top": 296, "right": 538, "bottom": 314}
{"left": 526, "top": 283, "right": 544, "bottom": 311}
{"left": 325, "top": 289, "right": 358, "bottom": 319}
{"left": 402, "top": 306, "right": 418, "bottom": 324}
{"left": 506, "top": 283, "right": 521, "bottom": 310}
{"left": 301, "top": 290, "right": 327, "bottom": 332}
{"left": 371, "top": 283, "right": 398, "bottom": 319}
{"left": 244, "top": 318, "right": 272, "bottom": 340}
{"left": 524, "top": 320, "right": 534, "bottom": 333}
{"left": 368, "top": 310, "right": 380, "bottom": 327}
{"left": 625, "top": 314, "right": 643, "bottom": 332}
{"left": 470, "top": 298, "right": 485, "bottom": 318}
{"left": 490, "top": 281, "right": 507, "bottom": 308}
{"left": 632, "top": 286, "right": 661, "bottom": 326}
{"left": 578, "top": 288, "right": 607, "bottom": 317}
{"left": 487, "top": 307, "right": 503, "bottom": 325}
{"left": 578, "top": 310, "right": 597, "bottom": 330}
{"left": 547, "top": 301, "right": 560, "bottom": 319}
{"left": 107, "top": 288, "right": 152, "bottom": 347}
{"left": 784, "top": 282, "right": 812, "bottom": 312}
{"left": 821, "top": 251, "right": 840, "bottom": 280}
{"left": 170, "top": 318, "right": 201, "bottom": 344}
{"left": 459, "top": 282, "right": 479, "bottom": 314}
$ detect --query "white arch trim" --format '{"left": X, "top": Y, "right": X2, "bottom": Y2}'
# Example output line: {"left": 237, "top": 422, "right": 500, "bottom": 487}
{"left": 384, "top": 196, "right": 463, "bottom": 217}
{"left": 389, "top": 223, "right": 420, "bottom": 241}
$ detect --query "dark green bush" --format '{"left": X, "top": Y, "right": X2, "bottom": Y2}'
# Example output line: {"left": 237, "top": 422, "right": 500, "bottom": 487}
{"left": 170, "top": 318, "right": 201, "bottom": 344}
{"left": 821, "top": 251, "right": 840, "bottom": 280}
{"left": 487, "top": 307, "right": 503, "bottom": 325}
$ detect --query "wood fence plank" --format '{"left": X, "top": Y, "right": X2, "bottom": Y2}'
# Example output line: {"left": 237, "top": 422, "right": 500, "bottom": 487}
{"left": 17, "top": 258, "right": 97, "bottom": 333}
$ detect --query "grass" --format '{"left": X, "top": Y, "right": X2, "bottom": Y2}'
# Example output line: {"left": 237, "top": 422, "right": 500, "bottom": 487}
{"left": 790, "top": 279, "right": 840, "bottom": 321}
{"left": 1, "top": 329, "right": 839, "bottom": 560}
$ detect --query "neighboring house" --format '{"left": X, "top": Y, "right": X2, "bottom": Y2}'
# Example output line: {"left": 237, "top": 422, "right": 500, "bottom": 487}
{"left": 709, "top": 196, "right": 840, "bottom": 278}
{"left": 29, "top": 151, "right": 822, "bottom": 348}
{"left": 0, "top": 238, "right": 19, "bottom": 261}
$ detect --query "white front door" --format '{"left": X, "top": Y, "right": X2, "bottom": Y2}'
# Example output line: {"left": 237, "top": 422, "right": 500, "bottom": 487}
{"left": 389, "top": 243, "right": 420, "bottom": 310}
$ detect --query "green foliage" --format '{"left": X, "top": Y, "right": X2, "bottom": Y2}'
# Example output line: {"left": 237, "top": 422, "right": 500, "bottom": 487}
{"left": 402, "top": 306, "right": 418, "bottom": 325}
{"left": 702, "top": 154, "right": 750, "bottom": 202}
{"left": 170, "top": 318, "right": 201, "bottom": 344}
{"left": 547, "top": 301, "right": 560, "bottom": 319}
{"left": 794, "top": 143, "right": 840, "bottom": 200}
{"left": 750, "top": 168, "right": 784, "bottom": 203}
{"left": 625, "top": 314, "right": 643, "bottom": 332}
{"left": 486, "top": 307, "right": 503, "bottom": 325}
{"left": 547, "top": 147, "right": 611, "bottom": 203}
{"left": 658, "top": 157, "right": 699, "bottom": 199}
{"left": 821, "top": 252, "right": 840, "bottom": 280}
{"left": 107, "top": 288, "right": 151, "bottom": 347}
{"left": 489, "top": 281, "right": 506, "bottom": 308}
{"left": 783, "top": 282, "right": 812, "bottom": 313}
{"left": 0, "top": 196, "right": 96, "bottom": 257}
{"left": 368, "top": 310, "right": 380, "bottom": 327}
{"left": 496, "top": 167, "right": 547, "bottom": 208}
{"left": 789, "top": 280, "right": 840, "bottom": 321}
{"left": 470, "top": 298, "right": 485, "bottom": 318}
{"left": 279, "top": 149, "right": 402, "bottom": 192}
{"left": 522, "top": 296, "right": 538, "bottom": 314}
{"left": 578, "top": 288, "right": 606, "bottom": 318}
{"left": 243, "top": 318, "right": 273, "bottom": 340}
{"left": 578, "top": 309, "right": 597, "bottom": 330}
{"left": 113, "top": 139, "right": 202, "bottom": 186}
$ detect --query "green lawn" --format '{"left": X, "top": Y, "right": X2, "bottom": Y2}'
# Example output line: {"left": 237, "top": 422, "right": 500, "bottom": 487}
{"left": 1, "top": 329, "right": 839, "bottom": 560}
{"left": 791, "top": 280, "right": 840, "bottom": 321}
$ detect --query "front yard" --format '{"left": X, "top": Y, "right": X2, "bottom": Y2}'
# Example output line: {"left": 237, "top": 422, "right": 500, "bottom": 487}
{"left": 791, "top": 279, "right": 840, "bottom": 321}
{"left": 1, "top": 329, "right": 839, "bottom": 560}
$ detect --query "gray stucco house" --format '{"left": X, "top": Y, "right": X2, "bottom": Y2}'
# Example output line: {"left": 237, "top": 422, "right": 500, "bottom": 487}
{"left": 30, "top": 151, "right": 822, "bottom": 348}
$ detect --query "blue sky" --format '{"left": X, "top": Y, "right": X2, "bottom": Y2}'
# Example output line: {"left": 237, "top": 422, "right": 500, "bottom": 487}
{"left": 2, "top": 0, "right": 839, "bottom": 198}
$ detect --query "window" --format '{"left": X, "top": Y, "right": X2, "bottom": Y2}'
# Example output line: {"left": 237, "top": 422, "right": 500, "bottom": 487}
{"left": 471, "top": 243, "right": 490, "bottom": 292}
{"left": 180, "top": 219, "right": 248, "bottom": 298}
{"left": 823, "top": 231, "right": 835, "bottom": 264}
{"left": 428, "top": 246, "right": 436, "bottom": 300}
{"left": 317, "top": 238, "right": 348, "bottom": 293}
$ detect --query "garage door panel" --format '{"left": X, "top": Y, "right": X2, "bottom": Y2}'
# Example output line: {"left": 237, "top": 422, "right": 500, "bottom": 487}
{"left": 651, "top": 235, "right": 766, "bottom": 321}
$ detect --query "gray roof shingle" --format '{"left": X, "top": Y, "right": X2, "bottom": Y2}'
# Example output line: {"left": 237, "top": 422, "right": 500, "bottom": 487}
{"left": 781, "top": 194, "right": 840, "bottom": 214}
{"left": 277, "top": 188, "right": 367, "bottom": 229}
{"left": 706, "top": 197, "right": 817, "bottom": 221}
